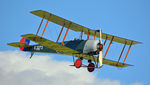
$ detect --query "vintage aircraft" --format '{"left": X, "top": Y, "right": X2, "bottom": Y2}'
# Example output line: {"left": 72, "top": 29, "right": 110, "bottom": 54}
{"left": 8, "top": 10, "right": 141, "bottom": 72}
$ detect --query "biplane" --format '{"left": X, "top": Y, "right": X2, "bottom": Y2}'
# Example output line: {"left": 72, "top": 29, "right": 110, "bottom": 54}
{"left": 8, "top": 10, "right": 141, "bottom": 72}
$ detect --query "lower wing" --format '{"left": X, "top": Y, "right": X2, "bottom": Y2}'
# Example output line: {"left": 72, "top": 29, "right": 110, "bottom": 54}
{"left": 75, "top": 54, "right": 133, "bottom": 68}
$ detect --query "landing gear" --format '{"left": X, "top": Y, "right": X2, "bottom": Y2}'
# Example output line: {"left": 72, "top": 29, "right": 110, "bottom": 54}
{"left": 71, "top": 56, "right": 96, "bottom": 72}
{"left": 74, "top": 59, "right": 82, "bottom": 68}
{"left": 88, "top": 60, "right": 92, "bottom": 63}
{"left": 87, "top": 63, "right": 95, "bottom": 72}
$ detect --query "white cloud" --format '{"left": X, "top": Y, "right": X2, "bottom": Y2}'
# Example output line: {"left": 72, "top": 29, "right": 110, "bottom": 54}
{"left": 0, "top": 51, "right": 143, "bottom": 85}
{"left": 130, "top": 82, "right": 144, "bottom": 85}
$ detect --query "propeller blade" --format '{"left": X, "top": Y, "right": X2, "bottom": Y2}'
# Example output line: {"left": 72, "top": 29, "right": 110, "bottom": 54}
{"left": 100, "top": 29, "right": 102, "bottom": 44}
{"left": 99, "top": 28, "right": 103, "bottom": 66}
{"left": 99, "top": 51, "right": 103, "bottom": 66}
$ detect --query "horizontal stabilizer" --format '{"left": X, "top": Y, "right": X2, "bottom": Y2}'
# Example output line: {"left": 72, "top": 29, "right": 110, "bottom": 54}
{"left": 7, "top": 42, "right": 31, "bottom": 47}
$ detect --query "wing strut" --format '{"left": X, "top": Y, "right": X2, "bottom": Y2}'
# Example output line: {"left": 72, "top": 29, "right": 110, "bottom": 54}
{"left": 56, "top": 23, "right": 65, "bottom": 43}
{"left": 87, "top": 30, "right": 90, "bottom": 40}
{"left": 94, "top": 31, "right": 96, "bottom": 40}
{"left": 123, "top": 41, "right": 133, "bottom": 63}
{"left": 36, "top": 16, "right": 45, "bottom": 35}
{"left": 103, "top": 35, "right": 108, "bottom": 46}
{"left": 80, "top": 29, "right": 83, "bottom": 40}
{"left": 117, "top": 42, "right": 126, "bottom": 65}
{"left": 104, "top": 36, "right": 114, "bottom": 58}
{"left": 41, "top": 14, "right": 51, "bottom": 37}
{"left": 62, "top": 23, "right": 71, "bottom": 45}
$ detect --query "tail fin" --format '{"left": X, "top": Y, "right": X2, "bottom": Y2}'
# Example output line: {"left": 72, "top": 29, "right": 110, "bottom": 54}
{"left": 19, "top": 38, "right": 30, "bottom": 51}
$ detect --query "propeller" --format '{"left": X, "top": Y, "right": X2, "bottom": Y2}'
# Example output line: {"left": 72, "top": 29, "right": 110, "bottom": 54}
{"left": 98, "top": 28, "right": 103, "bottom": 67}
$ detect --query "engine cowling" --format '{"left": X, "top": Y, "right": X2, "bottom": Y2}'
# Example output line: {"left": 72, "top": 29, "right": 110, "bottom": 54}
{"left": 83, "top": 40, "right": 101, "bottom": 54}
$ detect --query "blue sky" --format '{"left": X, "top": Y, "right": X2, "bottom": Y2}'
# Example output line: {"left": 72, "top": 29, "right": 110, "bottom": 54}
{"left": 0, "top": 0, "right": 150, "bottom": 85}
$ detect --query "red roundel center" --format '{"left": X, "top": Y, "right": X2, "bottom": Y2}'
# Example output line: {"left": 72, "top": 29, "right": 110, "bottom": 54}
{"left": 75, "top": 59, "right": 82, "bottom": 68}
{"left": 19, "top": 38, "right": 25, "bottom": 51}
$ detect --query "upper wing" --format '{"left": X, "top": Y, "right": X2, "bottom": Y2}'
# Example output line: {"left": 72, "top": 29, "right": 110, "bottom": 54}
{"left": 75, "top": 54, "right": 132, "bottom": 68}
{"left": 30, "top": 10, "right": 141, "bottom": 45}
{"left": 21, "top": 34, "right": 80, "bottom": 55}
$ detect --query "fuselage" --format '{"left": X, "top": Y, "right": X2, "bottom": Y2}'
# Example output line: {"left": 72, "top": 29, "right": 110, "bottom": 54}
{"left": 24, "top": 40, "right": 100, "bottom": 55}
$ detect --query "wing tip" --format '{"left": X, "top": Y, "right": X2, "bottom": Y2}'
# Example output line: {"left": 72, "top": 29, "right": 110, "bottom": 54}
{"left": 137, "top": 41, "right": 142, "bottom": 44}
{"left": 103, "top": 58, "right": 133, "bottom": 68}
{"left": 30, "top": 10, "right": 43, "bottom": 13}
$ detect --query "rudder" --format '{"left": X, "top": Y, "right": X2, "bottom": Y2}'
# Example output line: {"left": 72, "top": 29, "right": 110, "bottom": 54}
{"left": 19, "top": 38, "right": 30, "bottom": 51}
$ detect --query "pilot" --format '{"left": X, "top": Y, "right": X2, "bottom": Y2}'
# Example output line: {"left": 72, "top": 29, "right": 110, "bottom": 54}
{"left": 74, "top": 38, "right": 79, "bottom": 40}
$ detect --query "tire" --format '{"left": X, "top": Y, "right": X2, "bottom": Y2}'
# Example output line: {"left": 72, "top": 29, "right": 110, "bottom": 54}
{"left": 87, "top": 63, "right": 95, "bottom": 72}
{"left": 74, "top": 59, "right": 82, "bottom": 68}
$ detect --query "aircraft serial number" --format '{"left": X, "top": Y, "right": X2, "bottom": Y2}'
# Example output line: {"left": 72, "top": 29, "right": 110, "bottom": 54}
{"left": 34, "top": 46, "right": 43, "bottom": 51}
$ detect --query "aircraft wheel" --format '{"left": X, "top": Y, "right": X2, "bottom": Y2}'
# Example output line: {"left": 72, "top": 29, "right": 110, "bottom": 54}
{"left": 74, "top": 59, "right": 82, "bottom": 68}
{"left": 87, "top": 63, "right": 95, "bottom": 72}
